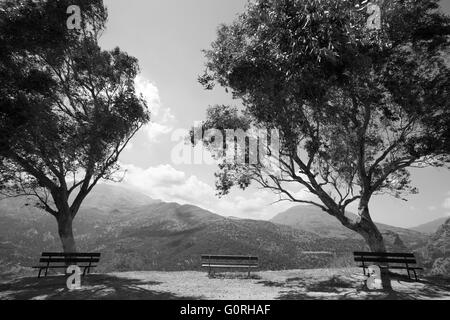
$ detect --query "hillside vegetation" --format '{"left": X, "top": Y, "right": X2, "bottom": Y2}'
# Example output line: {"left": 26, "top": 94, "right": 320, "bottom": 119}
{"left": 0, "top": 184, "right": 447, "bottom": 279}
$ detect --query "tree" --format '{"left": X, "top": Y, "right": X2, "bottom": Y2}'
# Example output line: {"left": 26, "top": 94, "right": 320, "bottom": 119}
{"left": 198, "top": 0, "right": 450, "bottom": 289}
{"left": 0, "top": 0, "right": 150, "bottom": 252}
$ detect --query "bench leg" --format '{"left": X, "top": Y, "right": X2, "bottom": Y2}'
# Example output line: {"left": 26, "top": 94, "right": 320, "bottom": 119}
{"left": 413, "top": 270, "right": 418, "bottom": 282}
{"left": 45, "top": 267, "right": 49, "bottom": 277}
{"left": 83, "top": 266, "right": 92, "bottom": 276}
{"left": 406, "top": 268, "right": 411, "bottom": 280}
{"left": 86, "top": 261, "right": 92, "bottom": 276}
{"left": 38, "top": 268, "right": 42, "bottom": 278}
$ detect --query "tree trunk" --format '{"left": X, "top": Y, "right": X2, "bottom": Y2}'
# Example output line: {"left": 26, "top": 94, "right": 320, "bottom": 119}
{"left": 57, "top": 213, "right": 77, "bottom": 253}
{"left": 357, "top": 202, "right": 393, "bottom": 291}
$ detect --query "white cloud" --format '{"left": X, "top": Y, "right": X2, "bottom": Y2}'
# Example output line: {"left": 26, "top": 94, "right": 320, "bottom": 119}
{"left": 214, "top": 190, "right": 304, "bottom": 220}
{"left": 235, "top": 196, "right": 267, "bottom": 213}
{"left": 119, "top": 163, "right": 300, "bottom": 220}
{"left": 134, "top": 75, "right": 175, "bottom": 142}
{"left": 123, "top": 164, "right": 184, "bottom": 188}
{"left": 144, "top": 123, "right": 173, "bottom": 141}
{"left": 124, "top": 142, "right": 134, "bottom": 151}
{"left": 134, "top": 75, "right": 162, "bottom": 115}
{"left": 443, "top": 197, "right": 450, "bottom": 209}
{"left": 121, "top": 163, "right": 214, "bottom": 205}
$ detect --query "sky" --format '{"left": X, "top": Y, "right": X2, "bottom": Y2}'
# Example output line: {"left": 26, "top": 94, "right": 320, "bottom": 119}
{"left": 98, "top": 0, "right": 450, "bottom": 228}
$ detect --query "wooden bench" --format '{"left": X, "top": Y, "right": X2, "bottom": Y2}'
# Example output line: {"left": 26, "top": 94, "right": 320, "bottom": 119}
{"left": 201, "top": 255, "right": 258, "bottom": 277}
{"left": 354, "top": 251, "right": 423, "bottom": 281}
{"left": 32, "top": 252, "right": 101, "bottom": 278}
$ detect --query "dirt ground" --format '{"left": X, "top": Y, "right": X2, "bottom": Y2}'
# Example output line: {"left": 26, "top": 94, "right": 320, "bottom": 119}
{"left": 0, "top": 268, "right": 449, "bottom": 300}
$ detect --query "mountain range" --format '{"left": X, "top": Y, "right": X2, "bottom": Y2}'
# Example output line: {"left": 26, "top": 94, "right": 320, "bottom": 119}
{"left": 411, "top": 217, "right": 450, "bottom": 234}
{"left": 0, "top": 184, "right": 447, "bottom": 279}
{"left": 271, "top": 206, "right": 429, "bottom": 251}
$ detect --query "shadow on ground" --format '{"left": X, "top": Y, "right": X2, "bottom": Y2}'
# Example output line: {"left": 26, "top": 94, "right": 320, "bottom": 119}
{"left": 274, "top": 275, "right": 366, "bottom": 300}
{"left": 210, "top": 273, "right": 262, "bottom": 280}
{"left": 386, "top": 276, "right": 450, "bottom": 300}
{"left": 258, "top": 273, "right": 450, "bottom": 300}
{"left": 1, "top": 271, "right": 448, "bottom": 300}
{"left": 0, "top": 274, "right": 199, "bottom": 300}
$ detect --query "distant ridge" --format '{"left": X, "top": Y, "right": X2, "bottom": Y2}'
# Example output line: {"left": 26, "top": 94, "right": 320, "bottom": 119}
{"left": 411, "top": 217, "right": 450, "bottom": 234}
{"left": 0, "top": 184, "right": 364, "bottom": 278}
{"left": 0, "top": 184, "right": 433, "bottom": 279}
{"left": 271, "top": 205, "right": 429, "bottom": 250}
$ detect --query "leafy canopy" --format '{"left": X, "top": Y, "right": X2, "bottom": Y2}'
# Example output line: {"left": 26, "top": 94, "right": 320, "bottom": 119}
{"left": 199, "top": 0, "right": 450, "bottom": 213}
{"left": 0, "top": 0, "right": 150, "bottom": 216}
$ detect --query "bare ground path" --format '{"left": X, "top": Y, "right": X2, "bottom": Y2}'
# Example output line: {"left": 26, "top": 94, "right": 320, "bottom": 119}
{"left": 0, "top": 268, "right": 449, "bottom": 300}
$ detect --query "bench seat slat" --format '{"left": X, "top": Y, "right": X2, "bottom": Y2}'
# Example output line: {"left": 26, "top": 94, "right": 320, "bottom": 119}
{"left": 353, "top": 252, "right": 414, "bottom": 258}
{"left": 354, "top": 257, "right": 416, "bottom": 264}
{"left": 202, "top": 264, "right": 258, "bottom": 268}
{"left": 202, "top": 260, "right": 258, "bottom": 266}
{"left": 39, "top": 258, "right": 100, "bottom": 263}
{"left": 201, "top": 264, "right": 259, "bottom": 267}
{"left": 41, "top": 252, "right": 101, "bottom": 258}
{"left": 201, "top": 259, "right": 258, "bottom": 263}
{"left": 202, "top": 262, "right": 259, "bottom": 265}
{"left": 201, "top": 255, "right": 258, "bottom": 261}
{"left": 32, "top": 265, "right": 97, "bottom": 269}
{"left": 357, "top": 264, "right": 423, "bottom": 270}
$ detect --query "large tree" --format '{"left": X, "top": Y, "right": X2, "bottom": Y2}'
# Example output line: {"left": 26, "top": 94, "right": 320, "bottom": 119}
{"left": 198, "top": 0, "right": 450, "bottom": 289}
{"left": 0, "top": 0, "right": 150, "bottom": 252}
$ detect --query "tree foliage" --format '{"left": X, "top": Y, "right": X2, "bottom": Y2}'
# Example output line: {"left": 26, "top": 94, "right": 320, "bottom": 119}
{"left": 0, "top": 0, "right": 150, "bottom": 251}
{"left": 199, "top": 0, "right": 450, "bottom": 256}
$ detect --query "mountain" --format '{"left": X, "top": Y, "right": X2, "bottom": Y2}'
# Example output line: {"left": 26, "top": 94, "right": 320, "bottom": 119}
{"left": 80, "top": 184, "right": 160, "bottom": 212}
{"left": 420, "top": 218, "right": 450, "bottom": 277}
{"left": 1, "top": 185, "right": 438, "bottom": 280}
{"left": 271, "top": 205, "right": 429, "bottom": 251}
{"left": 99, "top": 212, "right": 363, "bottom": 273}
{"left": 411, "top": 217, "right": 449, "bottom": 234}
{"left": 271, "top": 206, "right": 355, "bottom": 238}
{"left": 0, "top": 184, "right": 158, "bottom": 219}
{"left": 0, "top": 185, "right": 365, "bottom": 279}
{"left": 426, "top": 218, "right": 450, "bottom": 260}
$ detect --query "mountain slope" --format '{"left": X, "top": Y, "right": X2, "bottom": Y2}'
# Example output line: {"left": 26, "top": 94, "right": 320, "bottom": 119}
{"left": 1, "top": 185, "right": 436, "bottom": 280}
{"left": 0, "top": 186, "right": 366, "bottom": 279}
{"left": 0, "top": 184, "right": 158, "bottom": 219}
{"left": 271, "top": 206, "right": 355, "bottom": 238}
{"left": 418, "top": 218, "right": 450, "bottom": 277}
{"left": 271, "top": 205, "right": 429, "bottom": 251}
{"left": 411, "top": 217, "right": 449, "bottom": 234}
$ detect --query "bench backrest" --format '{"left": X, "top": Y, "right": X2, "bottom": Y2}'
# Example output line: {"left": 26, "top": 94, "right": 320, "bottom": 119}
{"left": 39, "top": 252, "right": 101, "bottom": 265}
{"left": 201, "top": 255, "right": 258, "bottom": 266}
{"left": 353, "top": 251, "right": 417, "bottom": 265}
